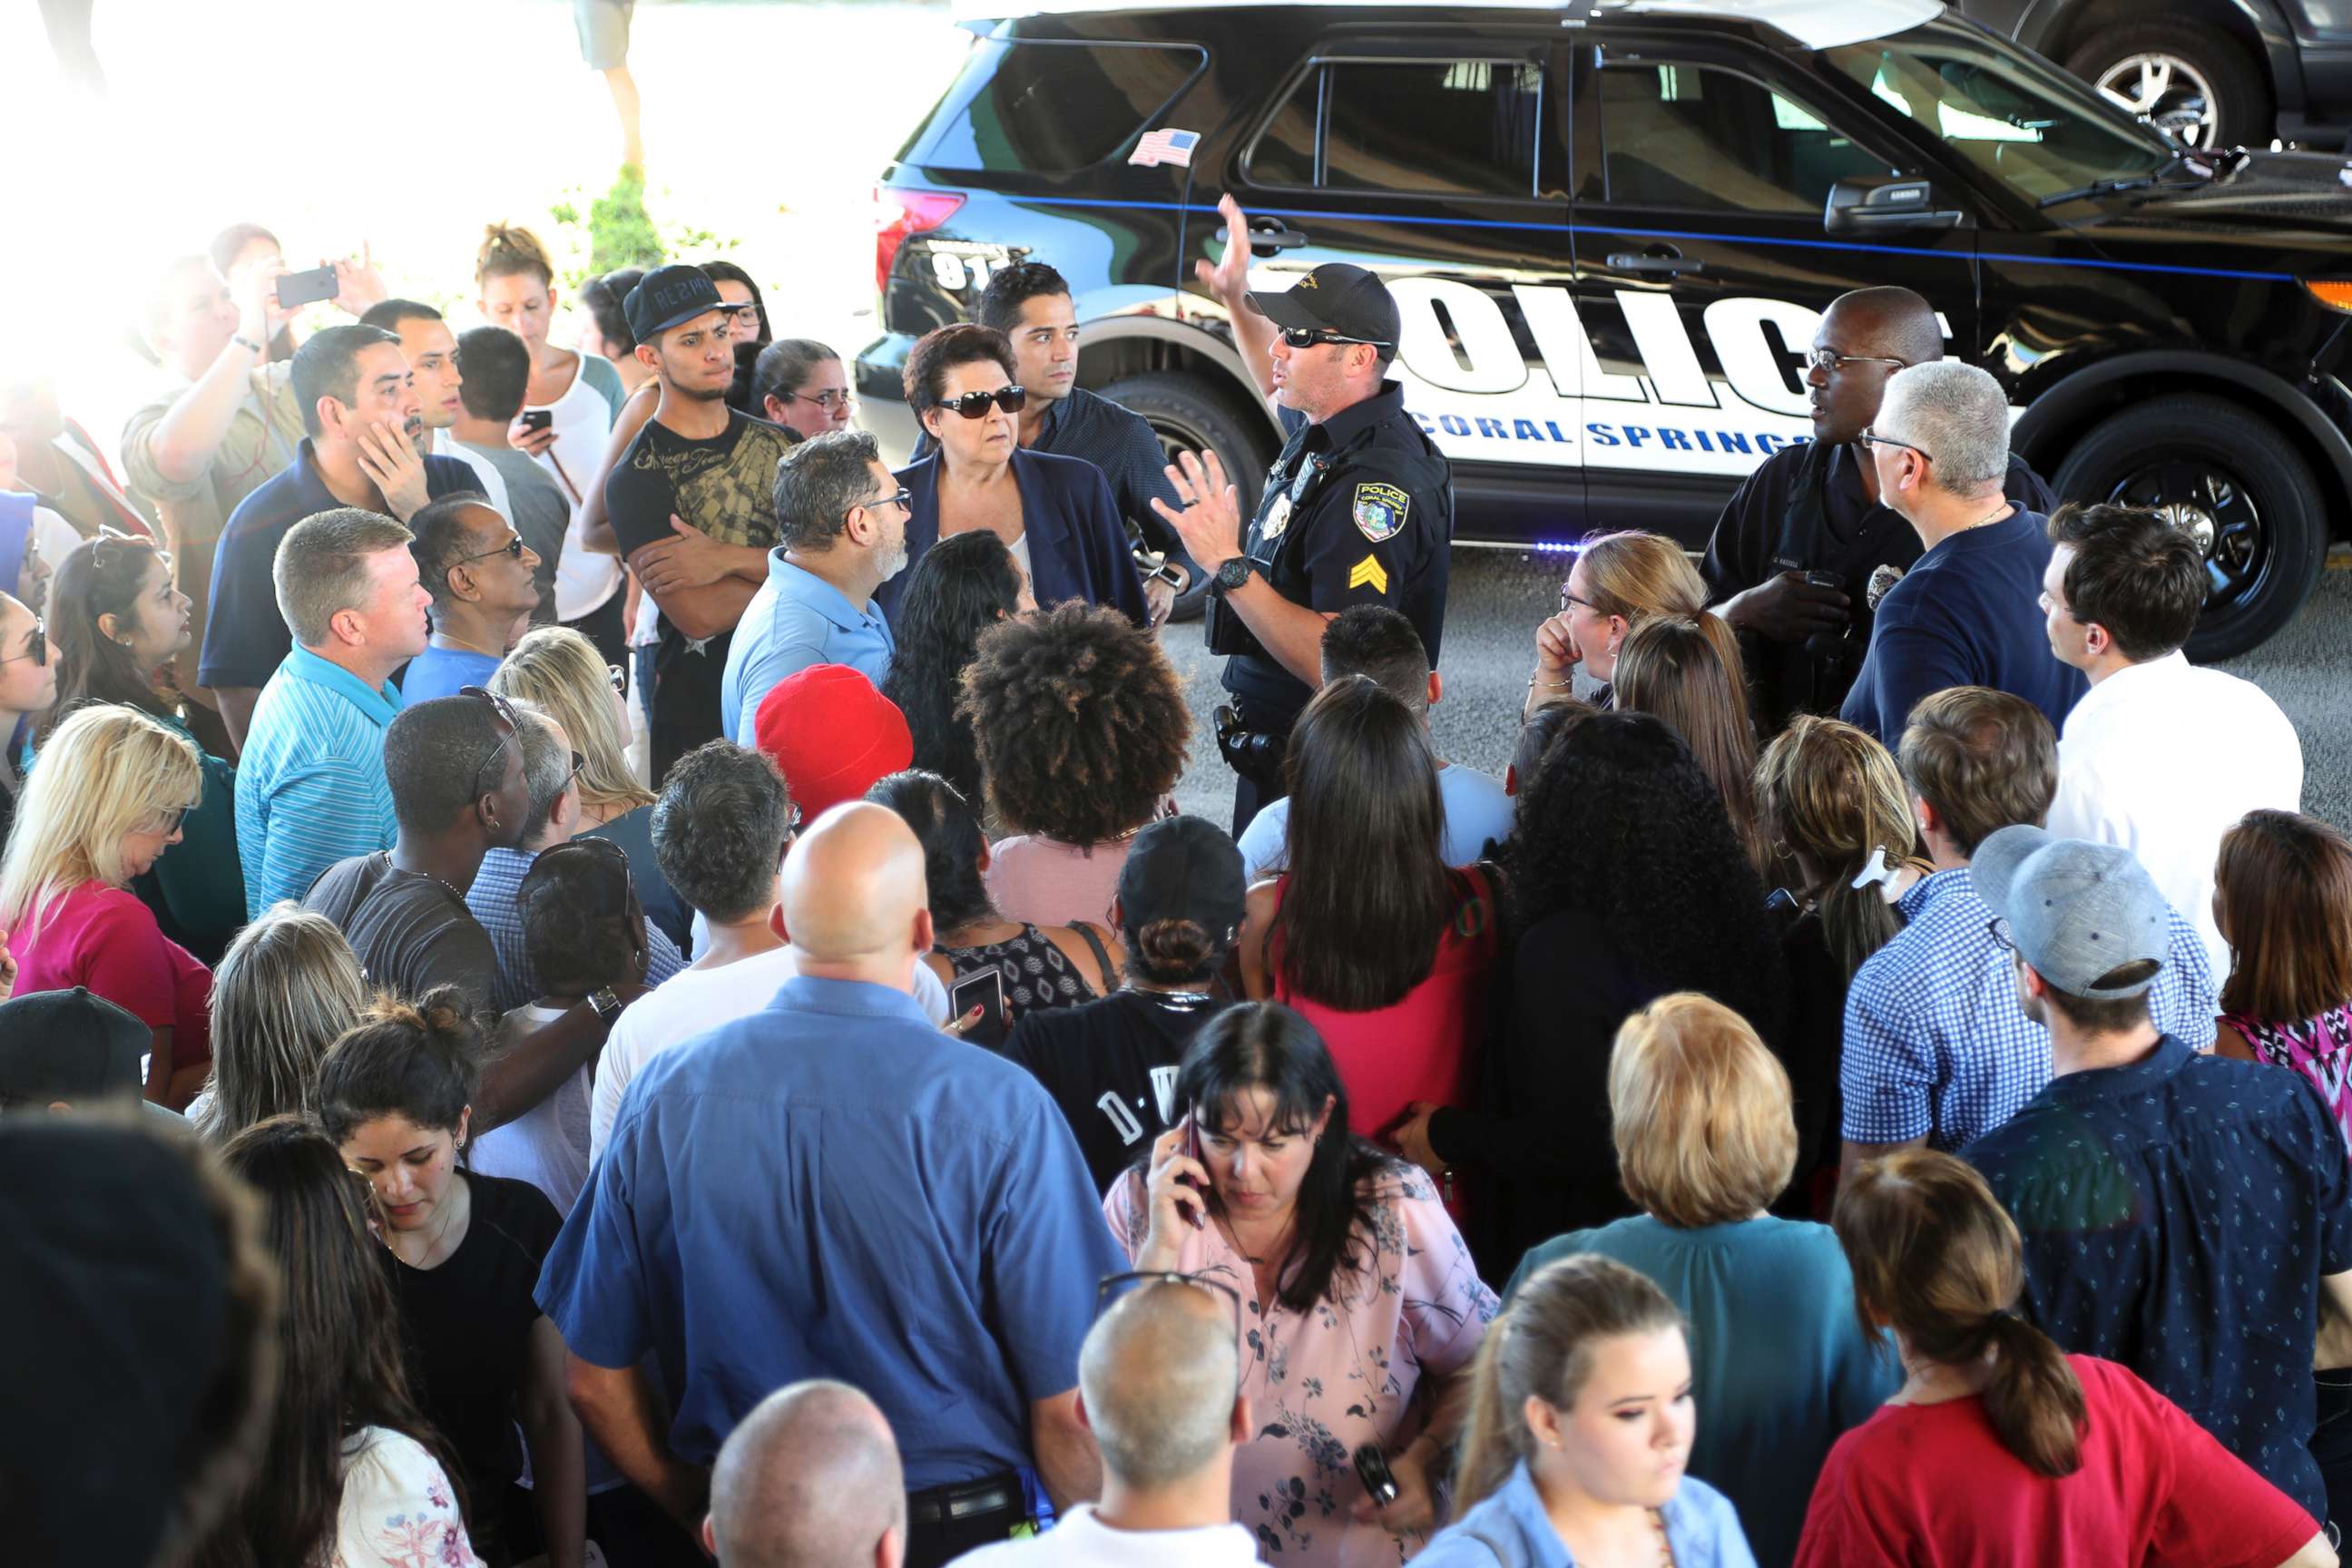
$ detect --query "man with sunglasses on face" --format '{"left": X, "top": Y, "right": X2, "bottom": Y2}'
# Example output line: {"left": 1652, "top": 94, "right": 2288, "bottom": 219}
{"left": 1173, "top": 195, "right": 1454, "bottom": 834}
{"left": 401, "top": 494, "right": 542, "bottom": 704}
{"left": 1701, "top": 286, "right": 2056, "bottom": 736}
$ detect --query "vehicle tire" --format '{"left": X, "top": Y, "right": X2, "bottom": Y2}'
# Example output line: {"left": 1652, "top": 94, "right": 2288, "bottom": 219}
{"left": 2064, "top": 20, "right": 2271, "bottom": 150}
{"left": 1099, "top": 370, "right": 1279, "bottom": 622}
{"left": 2050, "top": 393, "right": 2324, "bottom": 661}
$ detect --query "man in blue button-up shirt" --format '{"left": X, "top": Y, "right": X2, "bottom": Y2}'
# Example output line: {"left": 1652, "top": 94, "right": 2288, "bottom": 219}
{"left": 537, "top": 801, "right": 1122, "bottom": 1556}
{"left": 720, "top": 429, "right": 904, "bottom": 744}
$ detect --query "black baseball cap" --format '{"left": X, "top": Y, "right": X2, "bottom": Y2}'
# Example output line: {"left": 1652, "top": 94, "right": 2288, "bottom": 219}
{"left": 0, "top": 987, "right": 148, "bottom": 1107}
{"left": 1118, "top": 816, "right": 1248, "bottom": 943}
{"left": 623, "top": 264, "right": 733, "bottom": 345}
{"left": 1246, "top": 262, "right": 1401, "bottom": 348}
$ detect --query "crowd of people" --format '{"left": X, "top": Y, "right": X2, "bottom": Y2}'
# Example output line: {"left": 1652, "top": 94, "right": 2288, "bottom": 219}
{"left": 6, "top": 195, "right": 2351, "bottom": 1568}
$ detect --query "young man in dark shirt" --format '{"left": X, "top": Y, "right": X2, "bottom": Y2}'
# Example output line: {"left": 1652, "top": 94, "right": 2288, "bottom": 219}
{"left": 602, "top": 265, "right": 795, "bottom": 783}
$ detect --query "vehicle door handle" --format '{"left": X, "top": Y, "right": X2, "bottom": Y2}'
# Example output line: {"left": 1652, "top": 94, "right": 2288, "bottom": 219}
{"left": 1219, "top": 220, "right": 1308, "bottom": 253}
{"left": 1606, "top": 250, "right": 1704, "bottom": 275}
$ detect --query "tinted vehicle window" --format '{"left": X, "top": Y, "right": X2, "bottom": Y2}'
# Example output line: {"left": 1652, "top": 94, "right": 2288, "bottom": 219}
{"left": 919, "top": 38, "right": 1204, "bottom": 174}
{"left": 1250, "top": 57, "right": 1559, "bottom": 197}
{"left": 1595, "top": 63, "right": 1893, "bottom": 211}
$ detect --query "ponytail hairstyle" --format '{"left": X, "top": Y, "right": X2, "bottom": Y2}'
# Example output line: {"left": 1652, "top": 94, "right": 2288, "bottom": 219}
{"left": 1834, "top": 1149, "right": 2084, "bottom": 1477}
{"left": 1454, "top": 1255, "right": 1685, "bottom": 1512}
{"left": 1612, "top": 612, "right": 1762, "bottom": 873}
{"left": 314, "top": 986, "right": 483, "bottom": 1148}
{"left": 1754, "top": 716, "right": 1925, "bottom": 979}
{"left": 475, "top": 222, "right": 555, "bottom": 289}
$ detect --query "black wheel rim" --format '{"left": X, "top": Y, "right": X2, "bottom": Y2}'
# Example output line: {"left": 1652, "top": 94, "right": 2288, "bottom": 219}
{"left": 2104, "top": 458, "right": 2268, "bottom": 612}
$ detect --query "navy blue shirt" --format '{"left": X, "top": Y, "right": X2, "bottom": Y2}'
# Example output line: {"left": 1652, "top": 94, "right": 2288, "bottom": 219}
{"left": 1965, "top": 1034, "right": 2352, "bottom": 1519}
{"left": 534, "top": 974, "right": 1125, "bottom": 1486}
{"left": 198, "top": 438, "right": 478, "bottom": 691}
{"left": 1838, "top": 508, "right": 2085, "bottom": 746}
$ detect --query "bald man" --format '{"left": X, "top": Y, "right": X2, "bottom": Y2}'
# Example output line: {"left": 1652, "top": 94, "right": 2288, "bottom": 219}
{"left": 946, "top": 1279, "right": 1257, "bottom": 1566}
{"left": 537, "top": 802, "right": 1127, "bottom": 1567}
{"left": 1700, "top": 286, "right": 2057, "bottom": 733}
{"left": 705, "top": 1381, "right": 907, "bottom": 1567}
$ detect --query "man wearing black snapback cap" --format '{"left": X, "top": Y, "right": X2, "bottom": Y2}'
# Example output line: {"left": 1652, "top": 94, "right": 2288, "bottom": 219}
{"left": 1161, "top": 194, "right": 1454, "bottom": 833}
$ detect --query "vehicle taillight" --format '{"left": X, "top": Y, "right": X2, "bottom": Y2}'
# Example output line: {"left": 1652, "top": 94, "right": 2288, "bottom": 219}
{"left": 876, "top": 187, "right": 965, "bottom": 297}
{"left": 2304, "top": 280, "right": 2352, "bottom": 314}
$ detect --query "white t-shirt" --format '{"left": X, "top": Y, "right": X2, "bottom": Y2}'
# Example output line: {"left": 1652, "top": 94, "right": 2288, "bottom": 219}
{"left": 588, "top": 945, "right": 954, "bottom": 1163}
{"left": 475, "top": 1004, "right": 593, "bottom": 1215}
{"left": 1236, "top": 760, "right": 1515, "bottom": 883}
{"left": 430, "top": 427, "right": 514, "bottom": 521}
{"left": 946, "top": 1504, "right": 1259, "bottom": 1568}
{"left": 537, "top": 355, "right": 624, "bottom": 620}
{"left": 335, "top": 1426, "right": 484, "bottom": 1567}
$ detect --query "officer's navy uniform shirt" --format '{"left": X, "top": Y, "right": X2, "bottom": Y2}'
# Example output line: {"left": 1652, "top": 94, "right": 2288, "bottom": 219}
{"left": 534, "top": 974, "right": 1127, "bottom": 1488}
{"left": 1965, "top": 1034, "right": 2352, "bottom": 1520}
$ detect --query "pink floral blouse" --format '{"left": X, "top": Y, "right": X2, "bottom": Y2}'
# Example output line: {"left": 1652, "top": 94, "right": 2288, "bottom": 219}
{"left": 331, "top": 1426, "right": 483, "bottom": 1568}
{"left": 1104, "top": 1164, "right": 1499, "bottom": 1565}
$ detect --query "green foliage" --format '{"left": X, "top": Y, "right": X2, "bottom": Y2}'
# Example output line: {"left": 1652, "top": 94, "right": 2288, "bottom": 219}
{"left": 544, "top": 167, "right": 745, "bottom": 291}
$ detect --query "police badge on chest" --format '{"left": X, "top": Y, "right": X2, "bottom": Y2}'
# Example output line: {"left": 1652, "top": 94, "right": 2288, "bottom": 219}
{"left": 1259, "top": 456, "right": 1329, "bottom": 545}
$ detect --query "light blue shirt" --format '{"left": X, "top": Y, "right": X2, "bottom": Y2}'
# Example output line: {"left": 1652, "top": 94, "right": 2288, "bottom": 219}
{"left": 234, "top": 646, "right": 403, "bottom": 919}
{"left": 398, "top": 644, "right": 501, "bottom": 706}
{"left": 1418, "top": 1459, "right": 1755, "bottom": 1568}
{"left": 719, "top": 552, "right": 895, "bottom": 743}
{"left": 1237, "top": 760, "right": 1514, "bottom": 881}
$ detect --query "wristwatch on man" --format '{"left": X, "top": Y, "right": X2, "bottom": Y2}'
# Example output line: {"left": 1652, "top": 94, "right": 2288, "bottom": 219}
{"left": 1212, "top": 556, "right": 1259, "bottom": 594}
{"left": 589, "top": 987, "right": 625, "bottom": 1025}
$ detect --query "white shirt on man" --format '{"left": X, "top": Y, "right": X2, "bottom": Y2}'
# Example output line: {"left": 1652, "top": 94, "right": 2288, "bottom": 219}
{"left": 945, "top": 1504, "right": 1259, "bottom": 1567}
{"left": 2045, "top": 650, "right": 2301, "bottom": 985}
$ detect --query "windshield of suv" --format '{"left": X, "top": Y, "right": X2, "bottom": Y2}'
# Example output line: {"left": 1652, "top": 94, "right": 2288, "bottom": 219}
{"left": 1823, "top": 23, "right": 2177, "bottom": 201}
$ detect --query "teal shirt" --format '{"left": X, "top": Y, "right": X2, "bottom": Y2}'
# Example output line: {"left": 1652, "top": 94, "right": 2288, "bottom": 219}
{"left": 1507, "top": 1216, "right": 1897, "bottom": 1568}
{"left": 234, "top": 647, "right": 402, "bottom": 919}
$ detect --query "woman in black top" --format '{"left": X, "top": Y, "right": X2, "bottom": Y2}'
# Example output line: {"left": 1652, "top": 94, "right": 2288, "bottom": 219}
{"left": 880, "top": 528, "right": 1028, "bottom": 808}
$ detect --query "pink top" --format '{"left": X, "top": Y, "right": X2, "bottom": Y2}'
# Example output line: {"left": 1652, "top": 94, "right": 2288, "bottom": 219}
{"left": 2224, "top": 1004, "right": 2352, "bottom": 1152}
{"left": 9, "top": 881, "right": 212, "bottom": 1071}
{"left": 985, "top": 833, "right": 1132, "bottom": 929}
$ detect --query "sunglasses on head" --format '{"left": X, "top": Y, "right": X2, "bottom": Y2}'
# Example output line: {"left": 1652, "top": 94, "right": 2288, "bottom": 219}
{"left": 937, "top": 386, "right": 1026, "bottom": 420}
{"left": 0, "top": 618, "right": 44, "bottom": 667}
{"left": 460, "top": 685, "right": 523, "bottom": 800}
{"left": 1279, "top": 327, "right": 1390, "bottom": 350}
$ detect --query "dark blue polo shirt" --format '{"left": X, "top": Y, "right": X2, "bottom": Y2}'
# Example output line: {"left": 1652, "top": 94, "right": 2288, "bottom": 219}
{"left": 1965, "top": 1034, "right": 2352, "bottom": 1518}
{"left": 197, "top": 438, "right": 477, "bottom": 691}
{"left": 534, "top": 974, "right": 1126, "bottom": 1488}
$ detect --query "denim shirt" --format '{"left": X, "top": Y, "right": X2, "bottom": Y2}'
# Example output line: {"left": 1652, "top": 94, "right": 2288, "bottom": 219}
{"left": 1416, "top": 1459, "right": 1756, "bottom": 1568}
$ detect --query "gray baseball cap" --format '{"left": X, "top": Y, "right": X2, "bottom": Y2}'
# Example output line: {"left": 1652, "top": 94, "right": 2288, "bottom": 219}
{"left": 1972, "top": 826, "right": 2169, "bottom": 999}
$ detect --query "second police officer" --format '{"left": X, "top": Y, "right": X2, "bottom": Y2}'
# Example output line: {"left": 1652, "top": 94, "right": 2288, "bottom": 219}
{"left": 1161, "top": 194, "right": 1454, "bottom": 833}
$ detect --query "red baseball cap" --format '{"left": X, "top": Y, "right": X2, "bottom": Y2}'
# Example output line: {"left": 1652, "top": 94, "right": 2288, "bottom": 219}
{"left": 751, "top": 664, "right": 914, "bottom": 818}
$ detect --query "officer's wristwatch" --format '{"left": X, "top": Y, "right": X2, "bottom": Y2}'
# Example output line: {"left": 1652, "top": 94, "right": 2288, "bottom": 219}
{"left": 1212, "top": 556, "right": 1259, "bottom": 594}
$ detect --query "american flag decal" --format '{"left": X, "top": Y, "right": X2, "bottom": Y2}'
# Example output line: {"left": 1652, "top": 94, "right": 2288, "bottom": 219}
{"left": 1129, "top": 127, "right": 1200, "bottom": 167}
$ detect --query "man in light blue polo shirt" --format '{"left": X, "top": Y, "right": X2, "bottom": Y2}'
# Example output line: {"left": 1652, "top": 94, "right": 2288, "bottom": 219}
{"left": 719, "top": 428, "right": 906, "bottom": 743}
{"left": 234, "top": 507, "right": 432, "bottom": 916}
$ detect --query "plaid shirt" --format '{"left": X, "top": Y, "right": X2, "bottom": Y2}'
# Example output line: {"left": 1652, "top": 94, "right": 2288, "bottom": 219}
{"left": 465, "top": 847, "right": 687, "bottom": 1014}
{"left": 1839, "top": 867, "right": 2217, "bottom": 1149}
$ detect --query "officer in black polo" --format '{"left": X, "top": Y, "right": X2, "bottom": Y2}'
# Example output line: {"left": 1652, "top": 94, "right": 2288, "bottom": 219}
{"left": 1157, "top": 253, "right": 1452, "bottom": 834}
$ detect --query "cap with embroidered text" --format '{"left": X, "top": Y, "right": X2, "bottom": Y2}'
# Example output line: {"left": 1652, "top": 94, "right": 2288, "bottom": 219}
{"left": 624, "top": 264, "right": 734, "bottom": 345}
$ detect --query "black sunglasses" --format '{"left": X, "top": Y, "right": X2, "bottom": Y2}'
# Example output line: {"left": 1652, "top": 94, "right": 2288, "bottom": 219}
{"left": 541, "top": 833, "right": 634, "bottom": 890}
{"left": 456, "top": 534, "right": 528, "bottom": 565}
{"left": 855, "top": 487, "right": 913, "bottom": 519}
{"left": 937, "top": 386, "right": 1026, "bottom": 420}
{"left": 1279, "top": 327, "right": 1391, "bottom": 350}
{"left": 460, "top": 685, "right": 522, "bottom": 801}
{"left": 0, "top": 618, "right": 45, "bottom": 667}
{"left": 1094, "top": 1270, "right": 1244, "bottom": 1344}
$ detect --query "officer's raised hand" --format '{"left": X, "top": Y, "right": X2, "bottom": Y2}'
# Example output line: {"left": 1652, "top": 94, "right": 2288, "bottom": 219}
{"left": 1153, "top": 449, "right": 1245, "bottom": 573}
{"left": 1722, "top": 568, "right": 1849, "bottom": 643}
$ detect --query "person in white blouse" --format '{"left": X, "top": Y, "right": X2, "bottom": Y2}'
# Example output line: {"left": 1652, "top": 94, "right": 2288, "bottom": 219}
{"left": 2040, "top": 503, "right": 2302, "bottom": 985}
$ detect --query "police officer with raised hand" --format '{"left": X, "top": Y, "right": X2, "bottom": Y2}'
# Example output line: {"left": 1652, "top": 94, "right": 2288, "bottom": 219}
{"left": 1167, "top": 193, "right": 1453, "bottom": 834}
{"left": 1702, "top": 285, "right": 2056, "bottom": 736}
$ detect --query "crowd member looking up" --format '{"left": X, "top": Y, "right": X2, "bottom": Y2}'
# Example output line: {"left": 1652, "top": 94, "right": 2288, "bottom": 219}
{"left": 2212, "top": 810, "right": 2352, "bottom": 1148}
{"left": 1523, "top": 529, "right": 1707, "bottom": 718}
{"left": 1838, "top": 361, "right": 2084, "bottom": 745}
{"left": 603, "top": 265, "right": 795, "bottom": 780}
{"left": 318, "top": 996, "right": 588, "bottom": 1568}
{"left": 949, "top": 1277, "right": 1259, "bottom": 1567}
{"left": 232, "top": 509, "right": 427, "bottom": 916}
{"left": 1408, "top": 711, "right": 1787, "bottom": 1275}
{"left": 210, "top": 1115, "right": 484, "bottom": 1568}
{"left": 358, "top": 299, "right": 516, "bottom": 524}
{"left": 1963, "top": 824, "right": 2352, "bottom": 1527}
{"left": 0, "top": 986, "right": 155, "bottom": 1116}
{"left": 756, "top": 338, "right": 855, "bottom": 440}
{"left": 1798, "top": 1150, "right": 2334, "bottom": 1568}
{"left": 0, "top": 375, "right": 152, "bottom": 544}
{"left": 576, "top": 267, "right": 650, "bottom": 397}
{"left": 1606, "top": 609, "right": 1766, "bottom": 875}
{"left": 450, "top": 326, "right": 573, "bottom": 625}
{"left": 540, "top": 802, "right": 1124, "bottom": 1564}
{"left": 1506, "top": 994, "right": 1895, "bottom": 1565}
{"left": 189, "top": 905, "right": 368, "bottom": 1144}
{"left": 1238, "top": 604, "right": 1511, "bottom": 883}
{"left": 403, "top": 494, "right": 542, "bottom": 703}
{"left": 1003, "top": 815, "right": 1245, "bottom": 1193}
{"left": 200, "top": 326, "right": 475, "bottom": 745}
{"left": 705, "top": 1383, "right": 907, "bottom": 1568}
{"left": 477, "top": 223, "right": 632, "bottom": 671}
{"left": 0, "top": 590, "right": 54, "bottom": 850}
{"left": 1839, "top": 688, "right": 2214, "bottom": 1177}
{"left": 0, "top": 702, "right": 210, "bottom": 1106}
{"left": 35, "top": 533, "right": 242, "bottom": 961}
{"left": 1417, "top": 1255, "right": 1754, "bottom": 1568}
{"left": 1112, "top": 1003, "right": 1497, "bottom": 1564}
{"left": 880, "top": 529, "right": 1029, "bottom": 806}
{"left": 880, "top": 324, "right": 1147, "bottom": 631}
{"left": 719, "top": 428, "right": 906, "bottom": 742}
{"left": 2042, "top": 503, "right": 2301, "bottom": 982}
{"left": 965, "top": 602, "right": 1189, "bottom": 927}
{"left": 1702, "top": 286, "right": 2055, "bottom": 734}
{"left": 702, "top": 260, "right": 771, "bottom": 348}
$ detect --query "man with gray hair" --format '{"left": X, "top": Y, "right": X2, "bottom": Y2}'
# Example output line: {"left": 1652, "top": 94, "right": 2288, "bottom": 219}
{"left": 719, "top": 428, "right": 907, "bottom": 743}
{"left": 1838, "top": 360, "right": 2085, "bottom": 746}
{"left": 702, "top": 1381, "right": 909, "bottom": 1567}
{"left": 946, "top": 1277, "right": 1256, "bottom": 1566}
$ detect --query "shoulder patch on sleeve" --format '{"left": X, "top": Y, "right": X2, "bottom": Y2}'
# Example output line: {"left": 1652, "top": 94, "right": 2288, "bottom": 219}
{"left": 1348, "top": 554, "right": 1390, "bottom": 595}
{"left": 1352, "top": 481, "right": 1408, "bottom": 543}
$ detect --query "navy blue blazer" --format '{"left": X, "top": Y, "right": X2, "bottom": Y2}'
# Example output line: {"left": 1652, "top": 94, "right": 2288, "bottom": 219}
{"left": 878, "top": 447, "right": 1148, "bottom": 629}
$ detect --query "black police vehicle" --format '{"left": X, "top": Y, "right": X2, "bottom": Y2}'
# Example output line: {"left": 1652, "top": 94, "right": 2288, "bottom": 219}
{"left": 858, "top": 0, "right": 2352, "bottom": 657}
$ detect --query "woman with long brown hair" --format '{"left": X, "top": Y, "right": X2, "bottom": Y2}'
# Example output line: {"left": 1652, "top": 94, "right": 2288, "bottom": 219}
{"left": 2212, "top": 809, "right": 2352, "bottom": 1150}
{"left": 1612, "top": 610, "right": 1763, "bottom": 873}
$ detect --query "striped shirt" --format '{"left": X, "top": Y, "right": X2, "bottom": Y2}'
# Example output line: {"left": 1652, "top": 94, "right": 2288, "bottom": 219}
{"left": 235, "top": 646, "right": 402, "bottom": 919}
{"left": 1840, "top": 867, "right": 2217, "bottom": 1149}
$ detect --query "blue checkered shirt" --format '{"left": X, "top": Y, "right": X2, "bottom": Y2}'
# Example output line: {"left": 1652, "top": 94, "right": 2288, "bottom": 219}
{"left": 466, "top": 847, "right": 688, "bottom": 1014}
{"left": 1839, "top": 867, "right": 2217, "bottom": 1149}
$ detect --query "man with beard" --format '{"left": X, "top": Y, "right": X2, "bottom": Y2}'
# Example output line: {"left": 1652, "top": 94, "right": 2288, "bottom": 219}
{"left": 198, "top": 323, "right": 480, "bottom": 746}
{"left": 719, "top": 429, "right": 906, "bottom": 746}
{"left": 1700, "top": 286, "right": 2056, "bottom": 736}
{"left": 603, "top": 266, "right": 796, "bottom": 783}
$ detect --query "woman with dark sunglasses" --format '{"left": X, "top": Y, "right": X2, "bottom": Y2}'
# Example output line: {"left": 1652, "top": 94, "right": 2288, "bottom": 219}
{"left": 876, "top": 324, "right": 1148, "bottom": 632}
{"left": 0, "top": 589, "right": 56, "bottom": 862}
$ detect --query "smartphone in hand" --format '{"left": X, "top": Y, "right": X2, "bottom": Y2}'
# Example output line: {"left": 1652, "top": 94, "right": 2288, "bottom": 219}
{"left": 1178, "top": 1110, "right": 1207, "bottom": 1230}
{"left": 275, "top": 265, "right": 340, "bottom": 309}
{"left": 517, "top": 407, "right": 554, "bottom": 434}
{"left": 948, "top": 966, "right": 1007, "bottom": 1049}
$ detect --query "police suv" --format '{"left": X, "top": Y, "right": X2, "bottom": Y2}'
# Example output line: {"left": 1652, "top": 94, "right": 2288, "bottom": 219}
{"left": 858, "top": 0, "right": 2352, "bottom": 656}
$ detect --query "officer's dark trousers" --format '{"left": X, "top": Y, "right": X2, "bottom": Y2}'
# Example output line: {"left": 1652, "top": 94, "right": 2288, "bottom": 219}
{"left": 1232, "top": 770, "right": 1289, "bottom": 838}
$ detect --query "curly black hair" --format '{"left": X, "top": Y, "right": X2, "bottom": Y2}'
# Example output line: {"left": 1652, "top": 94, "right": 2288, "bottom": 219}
{"left": 880, "top": 530, "right": 1023, "bottom": 806}
{"left": 958, "top": 602, "right": 1191, "bottom": 846}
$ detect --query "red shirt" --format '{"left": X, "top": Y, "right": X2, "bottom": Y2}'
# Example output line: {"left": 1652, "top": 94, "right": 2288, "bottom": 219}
{"left": 1794, "top": 1354, "right": 2317, "bottom": 1568}
{"left": 10, "top": 882, "right": 212, "bottom": 1072}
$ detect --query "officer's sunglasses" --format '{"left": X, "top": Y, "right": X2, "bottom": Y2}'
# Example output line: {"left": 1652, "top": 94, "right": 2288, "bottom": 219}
{"left": 938, "top": 386, "right": 1027, "bottom": 419}
{"left": 1279, "top": 328, "right": 1391, "bottom": 350}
